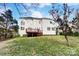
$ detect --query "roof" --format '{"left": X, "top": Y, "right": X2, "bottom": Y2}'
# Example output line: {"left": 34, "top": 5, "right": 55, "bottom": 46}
{"left": 20, "top": 17, "right": 52, "bottom": 20}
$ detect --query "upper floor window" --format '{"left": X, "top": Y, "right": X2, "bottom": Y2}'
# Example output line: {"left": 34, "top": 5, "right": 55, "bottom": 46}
{"left": 21, "top": 21, "right": 25, "bottom": 25}
{"left": 39, "top": 20, "right": 42, "bottom": 24}
{"left": 50, "top": 21, "right": 55, "bottom": 25}
{"left": 50, "top": 21, "right": 52, "bottom": 24}
{"left": 47, "top": 27, "right": 50, "bottom": 31}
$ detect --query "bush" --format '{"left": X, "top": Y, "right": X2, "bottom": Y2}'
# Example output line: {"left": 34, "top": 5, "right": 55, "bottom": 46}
{"left": 73, "top": 32, "right": 79, "bottom": 36}
{"left": 15, "top": 34, "right": 20, "bottom": 37}
{"left": 23, "top": 34, "right": 27, "bottom": 37}
{"left": 59, "top": 32, "right": 63, "bottom": 35}
{"left": 67, "top": 31, "right": 73, "bottom": 36}
{"left": 59, "top": 31, "right": 73, "bottom": 36}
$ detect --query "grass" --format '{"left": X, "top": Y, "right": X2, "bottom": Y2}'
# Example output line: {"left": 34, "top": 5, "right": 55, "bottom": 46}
{"left": 0, "top": 35, "right": 79, "bottom": 56}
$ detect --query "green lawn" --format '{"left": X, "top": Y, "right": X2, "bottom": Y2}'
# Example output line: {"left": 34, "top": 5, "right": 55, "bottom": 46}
{"left": 0, "top": 35, "right": 79, "bottom": 56}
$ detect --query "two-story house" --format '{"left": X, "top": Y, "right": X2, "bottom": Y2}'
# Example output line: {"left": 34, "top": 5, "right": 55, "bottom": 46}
{"left": 18, "top": 17, "right": 58, "bottom": 36}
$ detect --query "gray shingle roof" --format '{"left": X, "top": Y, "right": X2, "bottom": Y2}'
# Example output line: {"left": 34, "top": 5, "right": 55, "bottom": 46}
{"left": 20, "top": 17, "right": 52, "bottom": 20}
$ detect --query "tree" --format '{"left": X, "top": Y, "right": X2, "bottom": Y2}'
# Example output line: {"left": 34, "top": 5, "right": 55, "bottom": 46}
{"left": 0, "top": 9, "right": 18, "bottom": 39}
{"left": 12, "top": 19, "right": 18, "bottom": 33}
{"left": 1, "top": 9, "right": 14, "bottom": 38}
{"left": 0, "top": 16, "right": 5, "bottom": 40}
{"left": 49, "top": 3, "right": 74, "bottom": 46}
{"left": 73, "top": 9, "right": 79, "bottom": 29}
{"left": 11, "top": 19, "right": 19, "bottom": 37}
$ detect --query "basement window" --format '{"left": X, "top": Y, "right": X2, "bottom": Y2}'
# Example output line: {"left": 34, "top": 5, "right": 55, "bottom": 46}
{"left": 21, "top": 27, "right": 24, "bottom": 30}
{"left": 52, "top": 28, "right": 55, "bottom": 30}
{"left": 21, "top": 21, "right": 25, "bottom": 25}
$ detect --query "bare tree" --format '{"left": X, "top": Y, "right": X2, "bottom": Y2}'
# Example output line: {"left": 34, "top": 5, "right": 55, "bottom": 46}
{"left": 73, "top": 9, "right": 79, "bottom": 29}
{"left": 49, "top": 3, "right": 74, "bottom": 46}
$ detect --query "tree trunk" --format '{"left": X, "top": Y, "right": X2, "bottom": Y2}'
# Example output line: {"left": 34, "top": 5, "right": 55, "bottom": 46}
{"left": 64, "top": 34, "right": 69, "bottom": 46}
{"left": 62, "top": 23, "right": 70, "bottom": 46}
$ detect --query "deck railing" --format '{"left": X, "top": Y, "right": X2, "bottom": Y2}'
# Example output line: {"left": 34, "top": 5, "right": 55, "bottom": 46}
{"left": 26, "top": 28, "right": 42, "bottom": 33}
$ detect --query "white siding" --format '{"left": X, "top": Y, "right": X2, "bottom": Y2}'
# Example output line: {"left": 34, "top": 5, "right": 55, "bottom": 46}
{"left": 18, "top": 19, "right": 26, "bottom": 36}
{"left": 18, "top": 17, "right": 58, "bottom": 36}
{"left": 42, "top": 19, "right": 57, "bottom": 35}
{"left": 25, "top": 19, "right": 41, "bottom": 29}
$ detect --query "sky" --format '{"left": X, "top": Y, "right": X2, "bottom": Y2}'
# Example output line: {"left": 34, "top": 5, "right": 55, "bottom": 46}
{"left": 0, "top": 3, "right": 79, "bottom": 22}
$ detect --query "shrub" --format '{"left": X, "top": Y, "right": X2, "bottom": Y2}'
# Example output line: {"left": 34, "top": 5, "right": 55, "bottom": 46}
{"left": 59, "top": 31, "right": 73, "bottom": 36}
{"left": 67, "top": 31, "right": 73, "bottom": 36}
{"left": 59, "top": 32, "right": 63, "bottom": 35}
{"left": 16, "top": 34, "right": 20, "bottom": 37}
{"left": 23, "top": 34, "right": 27, "bottom": 37}
{"left": 73, "top": 32, "right": 79, "bottom": 36}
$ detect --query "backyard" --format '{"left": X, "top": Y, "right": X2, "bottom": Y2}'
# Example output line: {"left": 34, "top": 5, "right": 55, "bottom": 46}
{"left": 0, "top": 35, "right": 79, "bottom": 56}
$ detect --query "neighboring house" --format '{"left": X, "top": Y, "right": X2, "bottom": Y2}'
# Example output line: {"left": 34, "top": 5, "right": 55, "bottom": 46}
{"left": 18, "top": 17, "right": 58, "bottom": 36}
{"left": 72, "top": 18, "right": 79, "bottom": 33}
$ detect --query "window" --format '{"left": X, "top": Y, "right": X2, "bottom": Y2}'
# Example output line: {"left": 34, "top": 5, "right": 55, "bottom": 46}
{"left": 47, "top": 27, "right": 50, "bottom": 31}
{"left": 21, "top": 21, "right": 25, "bottom": 25}
{"left": 21, "top": 27, "right": 24, "bottom": 30}
{"left": 52, "top": 28, "right": 54, "bottom": 30}
{"left": 52, "top": 27, "right": 55, "bottom": 31}
{"left": 50, "top": 21, "right": 52, "bottom": 24}
{"left": 50, "top": 21, "right": 55, "bottom": 25}
{"left": 39, "top": 20, "right": 42, "bottom": 24}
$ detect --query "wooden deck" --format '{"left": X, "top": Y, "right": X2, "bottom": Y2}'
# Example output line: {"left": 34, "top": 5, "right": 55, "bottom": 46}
{"left": 26, "top": 28, "right": 43, "bottom": 37}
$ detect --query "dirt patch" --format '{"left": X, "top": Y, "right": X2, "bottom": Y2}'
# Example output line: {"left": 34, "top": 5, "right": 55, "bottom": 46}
{"left": 0, "top": 39, "right": 15, "bottom": 49}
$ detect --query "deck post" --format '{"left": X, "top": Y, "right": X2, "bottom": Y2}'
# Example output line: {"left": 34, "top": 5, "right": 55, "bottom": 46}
{"left": 32, "top": 33, "right": 33, "bottom": 37}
